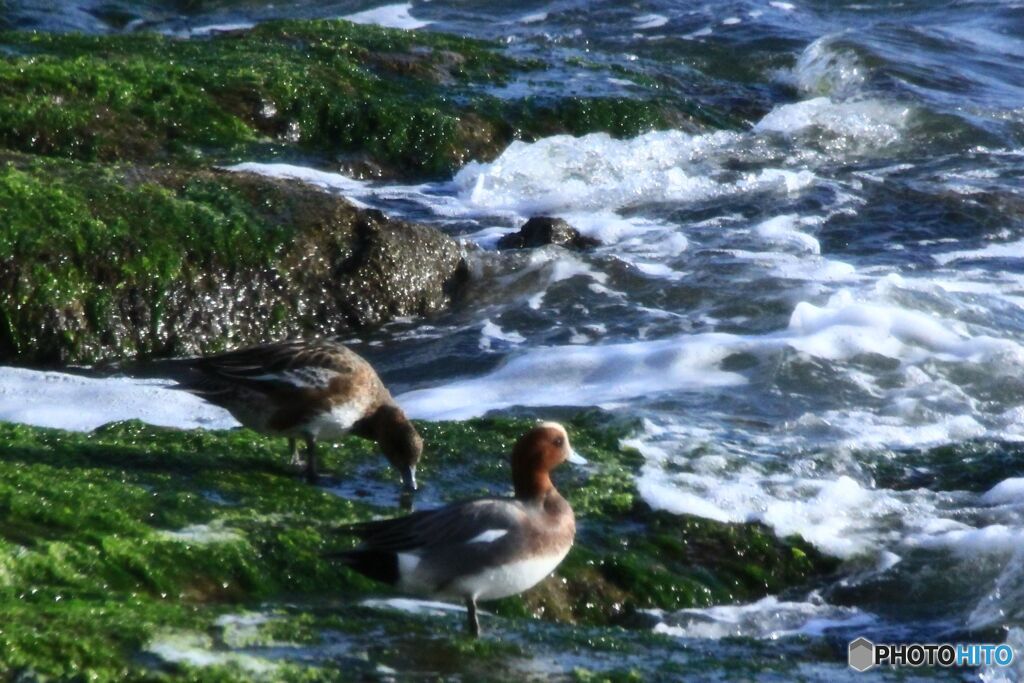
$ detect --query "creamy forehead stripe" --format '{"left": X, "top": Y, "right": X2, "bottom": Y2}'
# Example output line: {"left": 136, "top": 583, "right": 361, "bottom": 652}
{"left": 538, "top": 421, "right": 568, "bottom": 436}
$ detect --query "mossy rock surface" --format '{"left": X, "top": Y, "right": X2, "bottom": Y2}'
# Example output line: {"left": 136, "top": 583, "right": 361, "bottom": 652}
{"left": 0, "top": 157, "right": 467, "bottom": 364}
{"left": 0, "top": 19, "right": 737, "bottom": 366}
{"left": 0, "top": 20, "right": 720, "bottom": 176}
{"left": 0, "top": 415, "right": 840, "bottom": 680}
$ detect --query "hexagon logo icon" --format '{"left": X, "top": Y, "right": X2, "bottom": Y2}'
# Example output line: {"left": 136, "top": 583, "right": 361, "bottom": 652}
{"left": 849, "top": 637, "right": 875, "bottom": 672}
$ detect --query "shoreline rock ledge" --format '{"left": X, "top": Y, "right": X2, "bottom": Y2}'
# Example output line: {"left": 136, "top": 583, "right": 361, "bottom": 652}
{"left": 0, "top": 166, "right": 468, "bottom": 365}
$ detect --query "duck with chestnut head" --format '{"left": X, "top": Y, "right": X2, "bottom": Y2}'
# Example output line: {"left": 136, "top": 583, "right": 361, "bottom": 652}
{"left": 331, "top": 422, "right": 581, "bottom": 636}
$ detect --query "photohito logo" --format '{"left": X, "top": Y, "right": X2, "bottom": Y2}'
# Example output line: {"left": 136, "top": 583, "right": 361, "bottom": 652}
{"left": 848, "top": 638, "right": 1014, "bottom": 671}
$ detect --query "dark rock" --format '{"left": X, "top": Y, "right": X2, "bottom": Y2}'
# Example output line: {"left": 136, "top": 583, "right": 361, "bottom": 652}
{"left": 0, "top": 160, "right": 468, "bottom": 364}
{"left": 496, "top": 216, "right": 601, "bottom": 251}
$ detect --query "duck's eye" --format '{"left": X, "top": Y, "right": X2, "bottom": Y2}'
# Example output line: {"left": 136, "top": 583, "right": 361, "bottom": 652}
{"left": 553, "top": 436, "right": 564, "bottom": 447}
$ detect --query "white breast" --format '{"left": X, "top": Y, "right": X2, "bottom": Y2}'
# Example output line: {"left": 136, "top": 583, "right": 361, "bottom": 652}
{"left": 305, "top": 401, "right": 366, "bottom": 439}
{"left": 451, "top": 546, "right": 571, "bottom": 601}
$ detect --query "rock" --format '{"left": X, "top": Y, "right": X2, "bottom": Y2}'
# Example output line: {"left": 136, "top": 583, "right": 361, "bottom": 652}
{"left": 0, "top": 160, "right": 468, "bottom": 364}
{"left": 0, "top": 415, "right": 841, "bottom": 680}
{"left": 0, "top": 23, "right": 729, "bottom": 178}
{"left": 329, "top": 207, "right": 469, "bottom": 329}
{"left": 496, "top": 216, "right": 601, "bottom": 251}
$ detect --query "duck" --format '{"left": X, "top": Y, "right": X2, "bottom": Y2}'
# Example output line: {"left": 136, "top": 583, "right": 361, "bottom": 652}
{"left": 331, "top": 422, "right": 579, "bottom": 637}
{"left": 164, "top": 338, "right": 422, "bottom": 491}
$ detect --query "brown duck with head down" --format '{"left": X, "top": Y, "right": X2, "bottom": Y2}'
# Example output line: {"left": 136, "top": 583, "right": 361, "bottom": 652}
{"left": 167, "top": 339, "right": 422, "bottom": 492}
{"left": 330, "top": 422, "right": 580, "bottom": 637}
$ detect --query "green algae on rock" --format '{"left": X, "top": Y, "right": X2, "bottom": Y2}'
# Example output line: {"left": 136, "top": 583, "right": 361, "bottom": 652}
{"left": 0, "top": 19, "right": 736, "bottom": 366}
{"left": 0, "top": 416, "right": 839, "bottom": 679}
{"left": 0, "top": 20, "right": 717, "bottom": 176}
{"left": 0, "top": 158, "right": 467, "bottom": 364}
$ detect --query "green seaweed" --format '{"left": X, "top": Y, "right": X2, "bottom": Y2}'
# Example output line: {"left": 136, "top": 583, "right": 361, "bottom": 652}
{"left": 0, "top": 159, "right": 290, "bottom": 362}
{"left": 0, "top": 156, "right": 469, "bottom": 364}
{"left": 0, "top": 20, "right": 735, "bottom": 366}
{"left": 0, "top": 21, "right": 707, "bottom": 176}
{"left": 0, "top": 416, "right": 839, "bottom": 679}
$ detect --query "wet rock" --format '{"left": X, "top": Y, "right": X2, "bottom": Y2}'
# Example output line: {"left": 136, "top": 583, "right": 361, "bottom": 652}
{"left": 0, "top": 415, "right": 841, "bottom": 680}
{"left": 0, "top": 160, "right": 468, "bottom": 364}
{"left": 330, "top": 207, "right": 470, "bottom": 329}
{"left": 0, "top": 23, "right": 735, "bottom": 178}
{"left": 496, "top": 216, "right": 601, "bottom": 251}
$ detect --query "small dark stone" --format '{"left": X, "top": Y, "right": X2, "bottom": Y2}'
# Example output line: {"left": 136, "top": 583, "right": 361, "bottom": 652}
{"left": 496, "top": 216, "right": 601, "bottom": 251}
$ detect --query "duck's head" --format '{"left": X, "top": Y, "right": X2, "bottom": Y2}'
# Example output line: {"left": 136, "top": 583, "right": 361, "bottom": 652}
{"left": 511, "top": 421, "right": 580, "bottom": 500}
{"left": 376, "top": 405, "right": 423, "bottom": 493}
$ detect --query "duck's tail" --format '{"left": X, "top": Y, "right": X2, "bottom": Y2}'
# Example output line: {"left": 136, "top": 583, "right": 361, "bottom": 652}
{"left": 325, "top": 548, "right": 400, "bottom": 586}
{"left": 56, "top": 355, "right": 202, "bottom": 385}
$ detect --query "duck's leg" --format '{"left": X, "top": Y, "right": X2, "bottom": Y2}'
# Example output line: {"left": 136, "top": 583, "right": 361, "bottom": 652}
{"left": 304, "top": 436, "right": 318, "bottom": 484}
{"left": 288, "top": 438, "right": 304, "bottom": 467}
{"left": 465, "top": 597, "right": 481, "bottom": 638}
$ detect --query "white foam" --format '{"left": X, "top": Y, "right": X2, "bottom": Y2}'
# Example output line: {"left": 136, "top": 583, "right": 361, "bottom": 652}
{"left": 632, "top": 418, "right": 962, "bottom": 560}
{"left": 791, "top": 36, "right": 866, "bottom": 98}
{"left": 517, "top": 12, "right": 548, "bottom": 24}
{"left": 932, "top": 238, "right": 1024, "bottom": 266}
{"left": 215, "top": 612, "right": 277, "bottom": 649}
{"left": 397, "top": 333, "right": 747, "bottom": 420}
{"left": 805, "top": 410, "right": 987, "bottom": 450}
{"left": 146, "top": 632, "right": 277, "bottom": 674}
{"left": 214, "top": 612, "right": 272, "bottom": 628}
{"left": 342, "top": 3, "right": 430, "bottom": 30}
{"left": 651, "top": 595, "right": 876, "bottom": 640}
{"left": 0, "top": 366, "right": 236, "bottom": 432}
{"left": 479, "top": 319, "right": 525, "bottom": 351}
{"left": 452, "top": 129, "right": 819, "bottom": 214}
{"left": 633, "top": 14, "right": 668, "bottom": 30}
{"left": 883, "top": 271, "right": 1024, "bottom": 311}
{"left": 361, "top": 597, "right": 468, "bottom": 615}
{"left": 770, "top": 1, "right": 796, "bottom": 10}
{"left": 754, "top": 214, "right": 821, "bottom": 254}
{"left": 907, "top": 524, "right": 1024, "bottom": 556}
{"left": 724, "top": 247, "right": 855, "bottom": 283}
{"left": 550, "top": 211, "right": 691, "bottom": 279}
{"left": 225, "top": 161, "right": 470, "bottom": 218}
{"left": 637, "top": 476, "right": 737, "bottom": 523}
{"left": 683, "top": 27, "right": 713, "bottom": 39}
{"left": 633, "top": 262, "right": 685, "bottom": 280}
{"left": 397, "top": 288, "right": 1024, "bottom": 423}
{"left": 970, "top": 553, "right": 1024, "bottom": 631}
{"left": 786, "top": 289, "right": 1024, "bottom": 363}
{"left": 227, "top": 162, "right": 375, "bottom": 208}
{"left": 983, "top": 479, "right": 1024, "bottom": 506}
{"left": 755, "top": 97, "right": 909, "bottom": 149}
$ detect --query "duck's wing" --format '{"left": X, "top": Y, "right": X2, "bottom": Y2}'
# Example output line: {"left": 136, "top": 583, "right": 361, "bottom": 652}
{"left": 339, "top": 498, "right": 527, "bottom": 553}
{"left": 176, "top": 339, "right": 373, "bottom": 398}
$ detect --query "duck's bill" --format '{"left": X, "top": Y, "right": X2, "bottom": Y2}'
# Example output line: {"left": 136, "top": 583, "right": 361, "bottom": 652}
{"left": 400, "top": 465, "right": 418, "bottom": 492}
{"left": 568, "top": 449, "right": 588, "bottom": 465}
